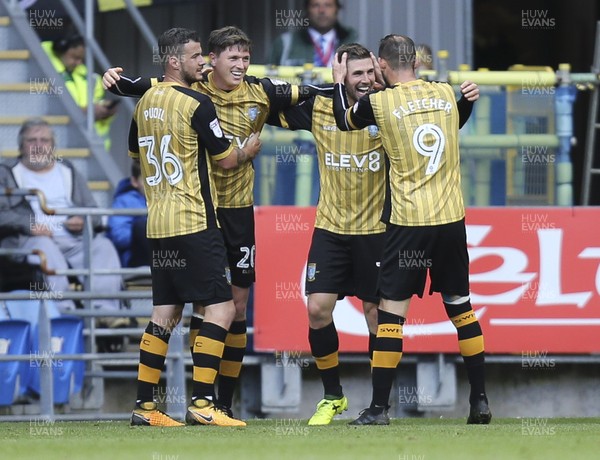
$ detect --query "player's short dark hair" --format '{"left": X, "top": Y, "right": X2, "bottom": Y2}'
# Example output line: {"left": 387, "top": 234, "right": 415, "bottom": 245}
{"left": 131, "top": 160, "right": 141, "bottom": 179}
{"left": 157, "top": 28, "right": 199, "bottom": 69}
{"left": 378, "top": 34, "right": 416, "bottom": 71}
{"left": 208, "top": 26, "right": 252, "bottom": 56}
{"left": 336, "top": 43, "right": 370, "bottom": 63}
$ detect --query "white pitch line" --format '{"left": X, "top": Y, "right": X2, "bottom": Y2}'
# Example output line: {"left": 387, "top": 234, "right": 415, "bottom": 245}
{"left": 490, "top": 318, "right": 600, "bottom": 326}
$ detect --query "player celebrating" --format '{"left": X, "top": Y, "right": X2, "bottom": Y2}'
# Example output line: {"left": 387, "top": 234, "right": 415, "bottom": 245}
{"left": 104, "top": 26, "right": 327, "bottom": 419}
{"left": 128, "top": 27, "right": 260, "bottom": 428}
{"left": 332, "top": 34, "right": 490, "bottom": 425}
{"left": 269, "top": 43, "right": 383, "bottom": 425}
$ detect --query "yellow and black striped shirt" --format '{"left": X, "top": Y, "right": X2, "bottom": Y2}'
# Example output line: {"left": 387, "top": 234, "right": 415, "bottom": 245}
{"left": 276, "top": 95, "right": 385, "bottom": 234}
{"left": 111, "top": 73, "right": 328, "bottom": 209}
{"left": 191, "top": 73, "right": 299, "bottom": 208}
{"left": 334, "top": 80, "right": 470, "bottom": 226}
{"left": 128, "top": 82, "right": 233, "bottom": 238}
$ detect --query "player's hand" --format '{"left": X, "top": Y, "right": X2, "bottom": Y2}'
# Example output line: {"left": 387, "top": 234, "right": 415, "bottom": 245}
{"left": 201, "top": 67, "right": 213, "bottom": 82}
{"left": 460, "top": 81, "right": 479, "bottom": 102}
{"left": 371, "top": 52, "right": 386, "bottom": 90}
{"left": 332, "top": 52, "right": 347, "bottom": 84}
{"left": 102, "top": 67, "right": 123, "bottom": 89}
{"left": 244, "top": 132, "right": 262, "bottom": 160}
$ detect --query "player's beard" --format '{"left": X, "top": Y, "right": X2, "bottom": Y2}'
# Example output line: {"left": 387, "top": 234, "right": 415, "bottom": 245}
{"left": 180, "top": 67, "right": 201, "bottom": 86}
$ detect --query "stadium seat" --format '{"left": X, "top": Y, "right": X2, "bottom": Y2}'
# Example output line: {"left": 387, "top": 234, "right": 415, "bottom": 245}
{"left": 3, "top": 292, "right": 61, "bottom": 328}
{"left": 0, "top": 319, "right": 31, "bottom": 406}
{"left": 28, "top": 316, "right": 84, "bottom": 405}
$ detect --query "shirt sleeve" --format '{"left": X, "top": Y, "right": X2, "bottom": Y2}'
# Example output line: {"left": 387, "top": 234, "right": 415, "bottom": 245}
{"left": 107, "top": 74, "right": 160, "bottom": 98}
{"left": 332, "top": 83, "right": 376, "bottom": 131}
{"left": 260, "top": 77, "right": 334, "bottom": 115}
{"left": 190, "top": 99, "right": 235, "bottom": 161}
{"left": 267, "top": 98, "right": 314, "bottom": 131}
{"left": 128, "top": 118, "right": 140, "bottom": 159}
{"left": 457, "top": 97, "right": 475, "bottom": 129}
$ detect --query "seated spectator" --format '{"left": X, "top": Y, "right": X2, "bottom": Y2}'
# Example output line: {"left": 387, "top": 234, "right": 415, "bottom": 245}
{"left": 269, "top": 0, "right": 357, "bottom": 67}
{"left": 41, "top": 31, "right": 118, "bottom": 151}
{"left": 107, "top": 161, "right": 150, "bottom": 267}
{"left": 0, "top": 118, "right": 122, "bottom": 311}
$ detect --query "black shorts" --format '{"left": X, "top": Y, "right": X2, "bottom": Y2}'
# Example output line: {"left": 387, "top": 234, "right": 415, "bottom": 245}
{"left": 150, "top": 228, "right": 232, "bottom": 306}
{"left": 217, "top": 206, "right": 256, "bottom": 288}
{"left": 305, "top": 228, "right": 385, "bottom": 304}
{"left": 379, "top": 219, "right": 470, "bottom": 300}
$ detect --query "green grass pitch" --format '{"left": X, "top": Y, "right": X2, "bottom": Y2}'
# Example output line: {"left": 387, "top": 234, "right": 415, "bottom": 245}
{"left": 1, "top": 418, "right": 598, "bottom": 460}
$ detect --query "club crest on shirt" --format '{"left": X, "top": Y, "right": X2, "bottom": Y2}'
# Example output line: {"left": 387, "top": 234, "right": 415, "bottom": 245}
{"left": 225, "top": 267, "right": 232, "bottom": 285}
{"left": 248, "top": 106, "right": 259, "bottom": 122}
{"left": 367, "top": 125, "right": 379, "bottom": 137}
{"left": 307, "top": 263, "right": 317, "bottom": 282}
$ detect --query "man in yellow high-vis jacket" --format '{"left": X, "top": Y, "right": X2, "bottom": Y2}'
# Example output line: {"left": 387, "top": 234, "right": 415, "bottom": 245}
{"left": 42, "top": 33, "right": 117, "bottom": 151}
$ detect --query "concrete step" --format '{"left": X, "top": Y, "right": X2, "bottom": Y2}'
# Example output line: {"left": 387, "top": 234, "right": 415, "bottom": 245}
{"left": 0, "top": 90, "right": 51, "bottom": 115}
{"left": 0, "top": 17, "right": 24, "bottom": 49}
{"left": 0, "top": 115, "right": 86, "bottom": 150}
{"left": 0, "top": 49, "right": 32, "bottom": 83}
{"left": 88, "top": 180, "right": 112, "bottom": 208}
{"left": 0, "top": 60, "right": 34, "bottom": 83}
{"left": 0, "top": 82, "right": 70, "bottom": 115}
{"left": 0, "top": 50, "right": 30, "bottom": 60}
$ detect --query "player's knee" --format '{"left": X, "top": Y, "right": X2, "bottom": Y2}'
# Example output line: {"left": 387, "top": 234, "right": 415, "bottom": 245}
{"left": 307, "top": 299, "right": 332, "bottom": 325}
{"left": 442, "top": 294, "right": 470, "bottom": 305}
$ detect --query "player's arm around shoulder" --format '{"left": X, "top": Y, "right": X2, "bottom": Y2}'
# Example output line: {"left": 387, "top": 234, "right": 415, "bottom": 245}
{"left": 456, "top": 80, "right": 479, "bottom": 128}
{"left": 460, "top": 81, "right": 479, "bottom": 102}
{"left": 102, "top": 66, "right": 158, "bottom": 97}
{"left": 217, "top": 132, "right": 262, "bottom": 170}
{"left": 184, "top": 89, "right": 262, "bottom": 170}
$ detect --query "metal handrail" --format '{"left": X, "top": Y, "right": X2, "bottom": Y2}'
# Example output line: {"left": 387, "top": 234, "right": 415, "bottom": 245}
{"left": 123, "top": 0, "right": 156, "bottom": 52}
{"left": 3, "top": 0, "right": 126, "bottom": 187}
{"left": 57, "top": 0, "right": 136, "bottom": 114}
{"left": 0, "top": 188, "right": 149, "bottom": 278}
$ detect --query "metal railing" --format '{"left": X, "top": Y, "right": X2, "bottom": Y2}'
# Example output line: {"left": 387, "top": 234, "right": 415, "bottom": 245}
{"left": 0, "top": 188, "right": 158, "bottom": 420}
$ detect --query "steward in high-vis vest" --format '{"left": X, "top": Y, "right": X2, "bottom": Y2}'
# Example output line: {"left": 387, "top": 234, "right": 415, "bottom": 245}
{"left": 42, "top": 34, "right": 117, "bottom": 151}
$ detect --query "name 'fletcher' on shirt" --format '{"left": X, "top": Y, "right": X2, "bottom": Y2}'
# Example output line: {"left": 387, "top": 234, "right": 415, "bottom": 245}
{"left": 392, "top": 98, "right": 453, "bottom": 120}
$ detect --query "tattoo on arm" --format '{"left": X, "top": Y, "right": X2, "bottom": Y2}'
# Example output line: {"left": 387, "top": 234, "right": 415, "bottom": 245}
{"left": 236, "top": 148, "right": 248, "bottom": 165}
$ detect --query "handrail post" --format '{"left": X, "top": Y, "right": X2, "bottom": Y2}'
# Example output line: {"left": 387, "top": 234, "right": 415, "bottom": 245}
{"left": 166, "top": 322, "right": 186, "bottom": 420}
{"left": 38, "top": 298, "right": 55, "bottom": 420}
{"left": 555, "top": 64, "right": 577, "bottom": 206}
{"left": 84, "top": 0, "right": 95, "bottom": 142}
{"left": 123, "top": 0, "right": 156, "bottom": 52}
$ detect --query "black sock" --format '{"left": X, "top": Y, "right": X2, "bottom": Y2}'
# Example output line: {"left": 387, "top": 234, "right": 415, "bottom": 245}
{"left": 218, "top": 320, "right": 247, "bottom": 409}
{"left": 309, "top": 321, "right": 342, "bottom": 398}
{"left": 444, "top": 300, "right": 486, "bottom": 402}
{"left": 136, "top": 321, "right": 170, "bottom": 403}
{"left": 371, "top": 309, "right": 405, "bottom": 408}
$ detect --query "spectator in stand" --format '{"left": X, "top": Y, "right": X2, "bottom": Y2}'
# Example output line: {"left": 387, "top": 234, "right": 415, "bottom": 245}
{"left": 0, "top": 118, "right": 122, "bottom": 311}
{"left": 41, "top": 31, "right": 117, "bottom": 151}
{"left": 107, "top": 161, "right": 150, "bottom": 268}
{"left": 269, "top": 0, "right": 357, "bottom": 67}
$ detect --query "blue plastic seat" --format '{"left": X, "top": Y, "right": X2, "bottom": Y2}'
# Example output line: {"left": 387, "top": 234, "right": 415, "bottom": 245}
{"left": 28, "top": 316, "right": 84, "bottom": 405}
{"left": 0, "top": 320, "right": 31, "bottom": 406}
{"left": 3, "top": 291, "right": 61, "bottom": 327}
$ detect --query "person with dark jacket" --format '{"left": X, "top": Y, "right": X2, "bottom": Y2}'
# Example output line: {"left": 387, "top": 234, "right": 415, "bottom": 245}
{"left": 269, "top": 0, "right": 357, "bottom": 67}
{"left": 0, "top": 118, "right": 122, "bottom": 310}
{"left": 107, "top": 161, "right": 150, "bottom": 267}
